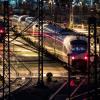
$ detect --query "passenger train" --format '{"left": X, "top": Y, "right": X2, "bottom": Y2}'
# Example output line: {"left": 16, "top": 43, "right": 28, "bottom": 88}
{"left": 26, "top": 21, "right": 88, "bottom": 72}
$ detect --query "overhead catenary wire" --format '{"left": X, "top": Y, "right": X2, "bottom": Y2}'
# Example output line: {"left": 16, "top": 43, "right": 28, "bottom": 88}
{"left": 10, "top": 16, "right": 39, "bottom": 42}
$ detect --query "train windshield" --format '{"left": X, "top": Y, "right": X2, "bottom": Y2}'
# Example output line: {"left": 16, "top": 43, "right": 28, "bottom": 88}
{"left": 71, "top": 40, "right": 87, "bottom": 54}
{"left": 59, "top": 29, "right": 73, "bottom": 35}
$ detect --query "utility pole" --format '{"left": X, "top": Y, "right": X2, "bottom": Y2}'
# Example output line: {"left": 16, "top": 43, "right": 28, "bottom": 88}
{"left": 88, "top": 16, "right": 97, "bottom": 99}
{"left": 2, "top": 0, "right": 10, "bottom": 100}
{"left": 68, "top": 54, "right": 71, "bottom": 100}
{"left": 37, "top": 0, "right": 44, "bottom": 86}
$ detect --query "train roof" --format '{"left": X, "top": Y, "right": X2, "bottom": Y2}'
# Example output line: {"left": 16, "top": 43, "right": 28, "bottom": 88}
{"left": 43, "top": 23, "right": 85, "bottom": 36}
{"left": 45, "top": 23, "right": 73, "bottom": 34}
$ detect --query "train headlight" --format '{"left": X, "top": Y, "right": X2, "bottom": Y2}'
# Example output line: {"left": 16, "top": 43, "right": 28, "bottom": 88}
{"left": 72, "top": 56, "right": 75, "bottom": 60}
{"left": 84, "top": 56, "right": 88, "bottom": 60}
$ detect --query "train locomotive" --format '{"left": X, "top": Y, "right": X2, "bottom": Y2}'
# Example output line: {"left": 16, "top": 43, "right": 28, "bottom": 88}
{"left": 27, "top": 21, "right": 88, "bottom": 72}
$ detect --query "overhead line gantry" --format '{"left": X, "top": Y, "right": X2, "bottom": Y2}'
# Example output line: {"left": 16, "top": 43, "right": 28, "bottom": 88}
{"left": 37, "top": 0, "right": 44, "bottom": 86}
{"left": 88, "top": 16, "right": 98, "bottom": 99}
{"left": 2, "top": 0, "right": 10, "bottom": 100}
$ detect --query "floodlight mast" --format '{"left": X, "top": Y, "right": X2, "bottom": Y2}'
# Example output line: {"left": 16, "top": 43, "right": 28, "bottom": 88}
{"left": 2, "top": 0, "right": 11, "bottom": 99}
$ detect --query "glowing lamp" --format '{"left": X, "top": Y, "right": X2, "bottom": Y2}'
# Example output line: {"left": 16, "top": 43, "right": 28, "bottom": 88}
{"left": 84, "top": 56, "right": 88, "bottom": 60}
{"left": 70, "top": 79, "right": 75, "bottom": 87}
{"left": 0, "top": 29, "right": 4, "bottom": 33}
{"left": 72, "top": 56, "right": 75, "bottom": 60}
{"left": 0, "top": 27, "right": 5, "bottom": 38}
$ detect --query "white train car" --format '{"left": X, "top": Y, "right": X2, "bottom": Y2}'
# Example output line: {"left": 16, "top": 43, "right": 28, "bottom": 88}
{"left": 27, "top": 21, "right": 88, "bottom": 72}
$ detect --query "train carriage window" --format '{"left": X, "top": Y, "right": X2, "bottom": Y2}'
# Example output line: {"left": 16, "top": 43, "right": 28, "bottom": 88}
{"left": 71, "top": 40, "right": 87, "bottom": 45}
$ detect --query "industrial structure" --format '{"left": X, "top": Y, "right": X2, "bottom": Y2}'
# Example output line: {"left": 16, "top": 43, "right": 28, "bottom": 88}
{"left": 0, "top": 0, "right": 100, "bottom": 100}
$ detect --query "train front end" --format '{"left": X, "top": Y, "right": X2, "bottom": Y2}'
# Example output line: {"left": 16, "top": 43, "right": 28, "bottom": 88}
{"left": 69, "top": 38, "right": 88, "bottom": 73}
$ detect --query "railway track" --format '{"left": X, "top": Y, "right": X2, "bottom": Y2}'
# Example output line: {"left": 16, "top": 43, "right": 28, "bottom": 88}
{"left": 0, "top": 17, "right": 99, "bottom": 100}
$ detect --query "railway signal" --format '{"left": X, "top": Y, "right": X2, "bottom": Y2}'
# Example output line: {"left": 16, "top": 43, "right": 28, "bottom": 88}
{"left": 70, "top": 79, "right": 76, "bottom": 87}
{"left": 0, "top": 22, "right": 5, "bottom": 42}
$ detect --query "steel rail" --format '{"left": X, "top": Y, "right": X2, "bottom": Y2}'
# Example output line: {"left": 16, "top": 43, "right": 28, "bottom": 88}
{"left": 49, "top": 81, "right": 68, "bottom": 100}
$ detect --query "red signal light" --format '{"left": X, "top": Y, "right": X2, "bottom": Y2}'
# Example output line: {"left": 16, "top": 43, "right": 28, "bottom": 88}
{"left": 0, "top": 27, "right": 5, "bottom": 37}
{"left": 70, "top": 79, "right": 75, "bottom": 87}
{"left": 0, "top": 26, "right": 4, "bottom": 33}
{"left": 0, "top": 29, "right": 4, "bottom": 33}
{"left": 0, "top": 26, "right": 5, "bottom": 43}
